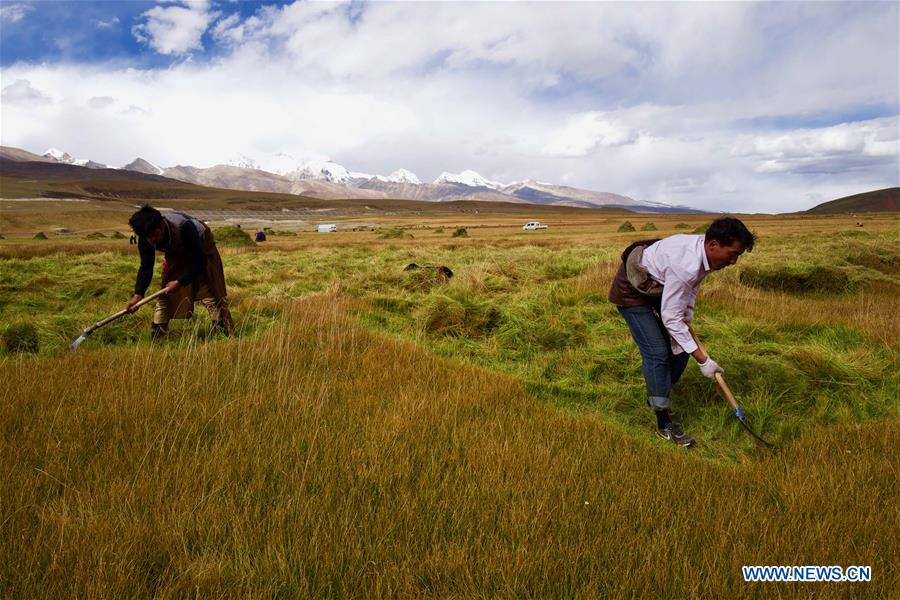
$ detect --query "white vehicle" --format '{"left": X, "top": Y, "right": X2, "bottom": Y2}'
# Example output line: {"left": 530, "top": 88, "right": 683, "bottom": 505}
{"left": 317, "top": 223, "right": 337, "bottom": 233}
{"left": 522, "top": 221, "right": 548, "bottom": 231}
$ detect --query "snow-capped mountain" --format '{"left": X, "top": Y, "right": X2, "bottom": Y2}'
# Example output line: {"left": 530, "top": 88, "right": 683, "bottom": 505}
{"left": 15, "top": 144, "right": 705, "bottom": 212}
{"left": 281, "top": 159, "right": 354, "bottom": 184}
{"left": 374, "top": 168, "right": 422, "bottom": 185}
{"left": 43, "top": 148, "right": 75, "bottom": 163}
{"left": 73, "top": 159, "right": 113, "bottom": 169}
{"left": 227, "top": 153, "right": 262, "bottom": 170}
{"left": 43, "top": 148, "right": 112, "bottom": 169}
{"left": 434, "top": 170, "right": 504, "bottom": 190}
{"left": 502, "top": 179, "right": 640, "bottom": 207}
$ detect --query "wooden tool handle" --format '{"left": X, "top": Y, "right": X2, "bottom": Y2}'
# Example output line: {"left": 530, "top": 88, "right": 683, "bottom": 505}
{"left": 691, "top": 328, "right": 742, "bottom": 413}
{"left": 85, "top": 288, "right": 168, "bottom": 333}
{"left": 714, "top": 372, "right": 741, "bottom": 411}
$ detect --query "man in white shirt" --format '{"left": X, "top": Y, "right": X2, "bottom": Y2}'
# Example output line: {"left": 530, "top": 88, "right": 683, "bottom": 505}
{"left": 608, "top": 217, "right": 755, "bottom": 447}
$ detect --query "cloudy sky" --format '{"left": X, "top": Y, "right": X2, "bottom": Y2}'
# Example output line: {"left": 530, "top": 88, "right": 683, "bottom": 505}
{"left": 1, "top": 0, "right": 898, "bottom": 212}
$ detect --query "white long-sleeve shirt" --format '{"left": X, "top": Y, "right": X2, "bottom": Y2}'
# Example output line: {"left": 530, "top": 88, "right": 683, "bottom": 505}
{"left": 639, "top": 234, "right": 711, "bottom": 354}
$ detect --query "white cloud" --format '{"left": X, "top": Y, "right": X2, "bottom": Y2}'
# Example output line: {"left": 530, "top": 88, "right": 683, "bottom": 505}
{"left": 211, "top": 13, "right": 243, "bottom": 44}
{"left": 132, "top": 1, "right": 216, "bottom": 55}
{"left": 0, "top": 3, "right": 33, "bottom": 23}
{"left": 543, "top": 113, "right": 638, "bottom": 157}
{"left": 733, "top": 117, "right": 900, "bottom": 174}
{"left": 88, "top": 96, "right": 115, "bottom": 109}
{"left": 1, "top": 79, "right": 52, "bottom": 105}
{"left": 94, "top": 17, "right": 120, "bottom": 29}
{"left": 1, "top": 1, "right": 897, "bottom": 213}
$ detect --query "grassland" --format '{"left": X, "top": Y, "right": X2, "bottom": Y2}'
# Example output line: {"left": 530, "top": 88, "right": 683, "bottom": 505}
{"left": 1, "top": 207, "right": 898, "bottom": 596}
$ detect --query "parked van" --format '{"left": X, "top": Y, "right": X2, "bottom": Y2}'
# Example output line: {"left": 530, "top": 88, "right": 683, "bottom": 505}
{"left": 522, "top": 221, "right": 548, "bottom": 230}
{"left": 318, "top": 224, "right": 337, "bottom": 233}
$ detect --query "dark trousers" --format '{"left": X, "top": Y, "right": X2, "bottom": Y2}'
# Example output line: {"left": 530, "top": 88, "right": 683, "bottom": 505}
{"left": 618, "top": 305, "right": 690, "bottom": 410}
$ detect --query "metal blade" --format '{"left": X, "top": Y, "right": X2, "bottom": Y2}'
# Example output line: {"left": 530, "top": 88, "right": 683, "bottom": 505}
{"left": 739, "top": 418, "right": 775, "bottom": 448}
{"left": 69, "top": 333, "right": 89, "bottom": 351}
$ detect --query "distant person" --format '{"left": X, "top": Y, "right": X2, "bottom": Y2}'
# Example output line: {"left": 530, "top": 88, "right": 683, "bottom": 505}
{"left": 608, "top": 217, "right": 755, "bottom": 447}
{"left": 129, "top": 233, "right": 137, "bottom": 245}
{"left": 126, "top": 205, "right": 234, "bottom": 339}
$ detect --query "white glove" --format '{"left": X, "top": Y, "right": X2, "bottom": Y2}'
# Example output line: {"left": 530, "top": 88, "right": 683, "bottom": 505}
{"left": 698, "top": 357, "right": 724, "bottom": 379}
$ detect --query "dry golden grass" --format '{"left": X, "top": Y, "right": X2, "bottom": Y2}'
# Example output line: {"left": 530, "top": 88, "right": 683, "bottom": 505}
{"left": 1, "top": 296, "right": 897, "bottom": 597}
{"left": 2, "top": 209, "right": 898, "bottom": 596}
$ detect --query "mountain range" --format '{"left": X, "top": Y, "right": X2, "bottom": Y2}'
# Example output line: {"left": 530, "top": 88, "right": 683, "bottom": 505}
{"left": 2, "top": 145, "right": 706, "bottom": 212}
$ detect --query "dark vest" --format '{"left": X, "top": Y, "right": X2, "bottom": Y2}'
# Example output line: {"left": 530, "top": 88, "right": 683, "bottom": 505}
{"left": 155, "top": 212, "right": 207, "bottom": 261}
{"left": 607, "top": 238, "right": 662, "bottom": 308}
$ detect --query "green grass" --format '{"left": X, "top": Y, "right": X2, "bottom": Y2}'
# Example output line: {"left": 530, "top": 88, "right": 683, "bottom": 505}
{"left": 1, "top": 213, "right": 899, "bottom": 596}
{"left": 3, "top": 225, "right": 896, "bottom": 462}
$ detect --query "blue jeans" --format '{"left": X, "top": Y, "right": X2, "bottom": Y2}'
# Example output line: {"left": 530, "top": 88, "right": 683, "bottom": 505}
{"left": 618, "top": 305, "right": 690, "bottom": 410}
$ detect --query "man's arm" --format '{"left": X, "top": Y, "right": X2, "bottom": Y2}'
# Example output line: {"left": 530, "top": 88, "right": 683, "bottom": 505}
{"left": 688, "top": 327, "right": 707, "bottom": 364}
{"left": 134, "top": 236, "right": 155, "bottom": 296}
{"left": 127, "top": 237, "right": 155, "bottom": 312}
{"left": 658, "top": 268, "right": 699, "bottom": 355}
{"left": 688, "top": 326, "right": 724, "bottom": 379}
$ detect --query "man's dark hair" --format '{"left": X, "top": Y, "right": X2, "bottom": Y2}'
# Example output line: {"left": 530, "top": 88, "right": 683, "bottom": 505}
{"left": 128, "top": 205, "right": 163, "bottom": 237}
{"left": 705, "top": 217, "right": 755, "bottom": 252}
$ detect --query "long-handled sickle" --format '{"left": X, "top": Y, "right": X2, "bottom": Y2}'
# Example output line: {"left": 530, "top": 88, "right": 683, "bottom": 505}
{"left": 711, "top": 372, "right": 775, "bottom": 448}
{"left": 693, "top": 331, "right": 775, "bottom": 448}
{"left": 69, "top": 288, "right": 167, "bottom": 351}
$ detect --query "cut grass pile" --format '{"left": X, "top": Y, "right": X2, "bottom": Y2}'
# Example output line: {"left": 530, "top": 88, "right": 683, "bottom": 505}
{"left": 213, "top": 225, "right": 255, "bottom": 247}
{"left": 739, "top": 264, "right": 855, "bottom": 294}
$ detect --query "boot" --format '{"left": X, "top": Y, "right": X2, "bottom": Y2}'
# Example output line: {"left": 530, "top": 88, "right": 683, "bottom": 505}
{"left": 150, "top": 322, "right": 169, "bottom": 341}
{"left": 210, "top": 320, "right": 231, "bottom": 337}
{"left": 213, "top": 310, "right": 235, "bottom": 337}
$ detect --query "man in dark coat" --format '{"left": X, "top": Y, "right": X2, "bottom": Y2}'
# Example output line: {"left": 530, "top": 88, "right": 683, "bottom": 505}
{"left": 126, "top": 205, "right": 234, "bottom": 338}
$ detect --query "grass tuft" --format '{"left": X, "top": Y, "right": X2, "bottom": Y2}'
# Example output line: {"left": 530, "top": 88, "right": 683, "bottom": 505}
{"left": 416, "top": 293, "right": 501, "bottom": 337}
{"left": 739, "top": 264, "right": 856, "bottom": 294}
{"left": 213, "top": 226, "right": 255, "bottom": 247}
{"left": 844, "top": 243, "right": 900, "bottom": 275}
{"left": 379, "top": 228, "right": 414, "bottom": 240}
{"left": 452, "top": 227, "right": 469, "bottom": 238}
{"left": 3, "top": 321, "right": 40, "bottom": 353}
{"left": 402, "top": 267, "right": 453, "bottom": 292}
{"left": 692, "top": 221, "right": 711, "bottom": 234}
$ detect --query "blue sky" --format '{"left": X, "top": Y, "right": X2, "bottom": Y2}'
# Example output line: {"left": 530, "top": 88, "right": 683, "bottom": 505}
{"left": 1, "top": 0, "right": 898, "bottom": 212}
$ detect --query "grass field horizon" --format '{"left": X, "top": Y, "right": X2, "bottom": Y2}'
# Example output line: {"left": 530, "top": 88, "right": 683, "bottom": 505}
{"left": 2, "top": 205, "right": 897, "bottom": 596}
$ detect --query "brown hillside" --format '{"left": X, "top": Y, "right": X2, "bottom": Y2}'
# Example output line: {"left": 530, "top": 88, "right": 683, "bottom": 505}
{"left": 804, "top": 187, "right": 899, "bottom": 214}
